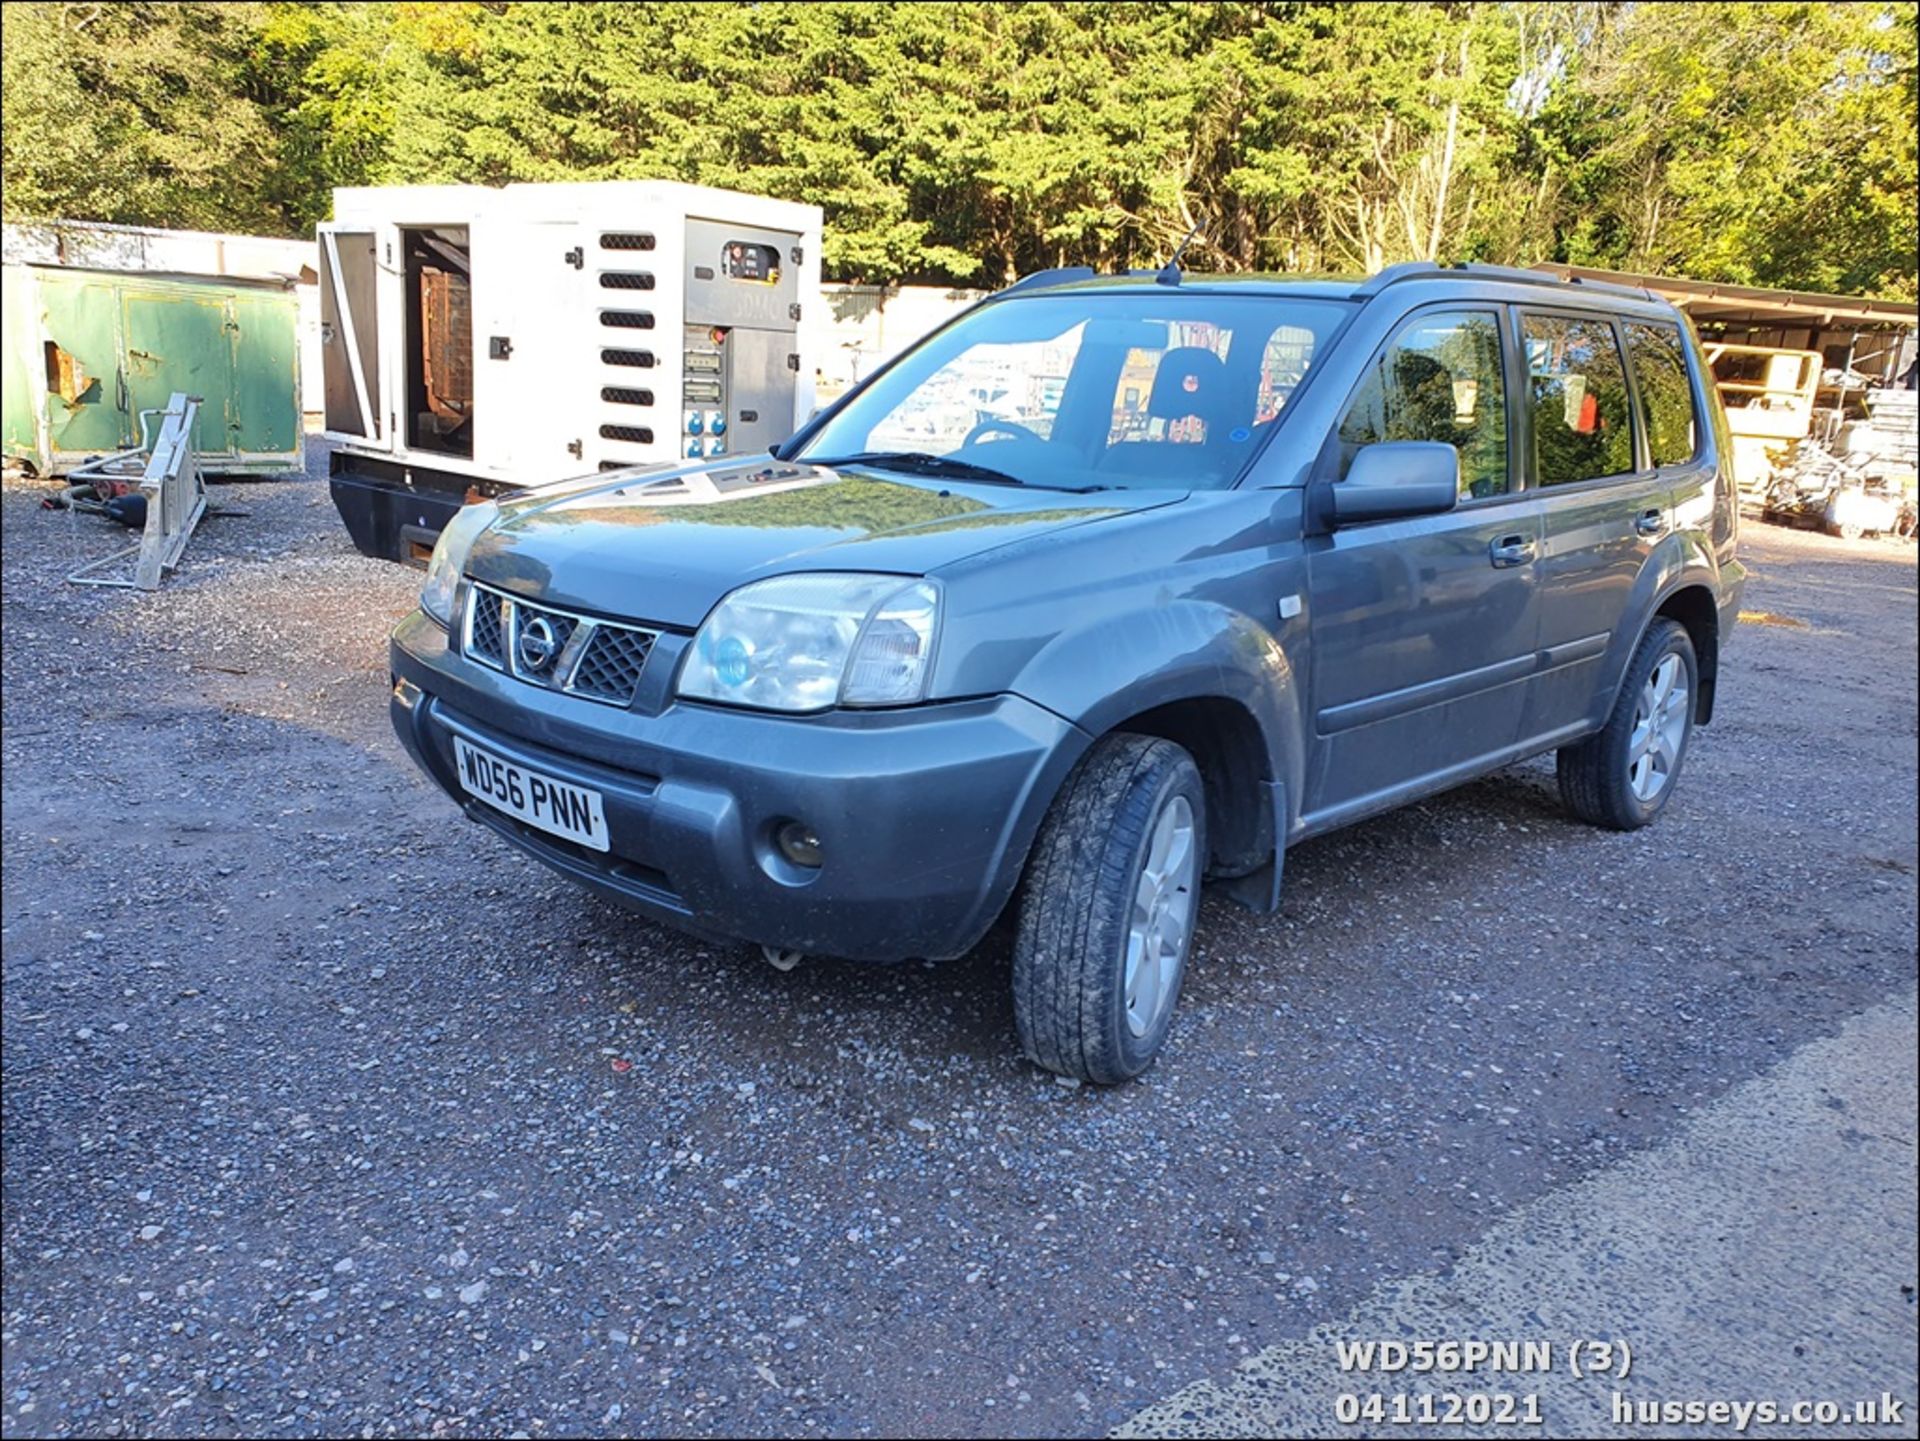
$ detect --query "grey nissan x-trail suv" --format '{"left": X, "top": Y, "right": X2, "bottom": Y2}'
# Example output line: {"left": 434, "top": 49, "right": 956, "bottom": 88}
{"left": 390, "top": 261, "right": 1745, "bottom": 1083}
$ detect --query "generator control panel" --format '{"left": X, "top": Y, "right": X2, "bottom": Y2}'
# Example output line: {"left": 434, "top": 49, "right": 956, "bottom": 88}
{"left": 680, "top": 218, "right": 802, "bottom": 461}
{"left": 681, "top": 325, "right": 730, "bottom": 458}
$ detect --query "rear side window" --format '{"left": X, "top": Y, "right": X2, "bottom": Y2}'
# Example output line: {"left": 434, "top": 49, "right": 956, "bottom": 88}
{"left": 1625, "top": 321, "right": 1699, "bottom": 467}
{"left": 1523, "top": 314, "right": 1634, "bottom": 485}
{"left": 1257, "top": 325, "right": 1319, "bottom": 423}
{"left": 1337, "top": 310, "right": 1509, "bottom": 499}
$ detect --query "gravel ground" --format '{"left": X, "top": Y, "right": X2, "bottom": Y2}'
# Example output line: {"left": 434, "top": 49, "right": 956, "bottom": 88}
{"left": 1121, "top": 992, "right": 1917, "bottom": 1439}
{"left": 3, "top": 443, "right": 1915, "bottom": 1439}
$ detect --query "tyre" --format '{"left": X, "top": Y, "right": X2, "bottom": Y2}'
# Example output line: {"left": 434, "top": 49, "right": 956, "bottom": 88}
{"left": 1556, "top": 618, "right": 1697, "bottom": 831}
{"left": 1013, "top": 734, "right": 1206, "bottom": 1084}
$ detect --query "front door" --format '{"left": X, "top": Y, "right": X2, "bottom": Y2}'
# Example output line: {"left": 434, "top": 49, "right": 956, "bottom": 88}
{"left": 1303, "top": 307, "right": 1540, "bottom": 825}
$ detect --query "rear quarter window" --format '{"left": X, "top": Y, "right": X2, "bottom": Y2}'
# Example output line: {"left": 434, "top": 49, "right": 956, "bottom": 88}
{"left": 1625, "top": 320, "right": 1700, "bottom": 467}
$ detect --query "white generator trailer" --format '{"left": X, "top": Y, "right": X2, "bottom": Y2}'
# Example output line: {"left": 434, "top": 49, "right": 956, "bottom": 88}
{"left": 319, "top": 181, "right": 823, "bottom": 563}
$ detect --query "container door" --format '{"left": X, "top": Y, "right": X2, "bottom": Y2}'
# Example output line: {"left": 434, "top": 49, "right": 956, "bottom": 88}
{"left": 318, "top": 224, "right": 386, "bottom": 448}
{"left": 721, "top": 327, "right": 800, "bottom": 459}
{"left": 31, "top": 272, "right": 132, "bottom": 460}
{"left": 226, "top": 290, "right": 302, "bottom": 460}
{"left": 470, "top": 219, "right": 587, "bottom": 477}
{"left": 122, "top": 288, "right": 236, "bottom": 459}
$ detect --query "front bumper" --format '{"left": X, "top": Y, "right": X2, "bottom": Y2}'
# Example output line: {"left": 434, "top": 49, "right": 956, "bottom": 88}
{"left": 389, "top": 610, "right": 1085, "bottom": 961}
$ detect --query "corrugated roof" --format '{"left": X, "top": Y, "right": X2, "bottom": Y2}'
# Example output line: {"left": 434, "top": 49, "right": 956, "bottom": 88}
{"left": 1529, "top": 264, "right": 1917, "bottom": 329}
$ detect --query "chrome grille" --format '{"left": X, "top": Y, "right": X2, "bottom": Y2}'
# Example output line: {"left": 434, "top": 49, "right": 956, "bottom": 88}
{"left": 468, "top": 588, "right": 507, "bottom": 666}
{"left": 462, "top": 583, "right": 661, "bottom": 708}
{"left": 570, "top": 626, "right": 656, "bottom": 702}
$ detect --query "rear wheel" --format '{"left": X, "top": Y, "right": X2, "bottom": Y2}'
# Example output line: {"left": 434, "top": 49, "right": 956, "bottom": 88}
{"left": 1557, "top": 618, "right": 1697, "bottom": 830}
{"left": 1013, "top": 734, "right": 1206, "bottom": 1084}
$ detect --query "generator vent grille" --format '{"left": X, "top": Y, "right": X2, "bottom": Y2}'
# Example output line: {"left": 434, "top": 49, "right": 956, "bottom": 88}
{"left": 598, "top": 425, "right": 654, "bottom": 444}
{"left": 600, "top": 348, "right": 655, "bottom": 368}
{"left": 600, "top": 310, "right": 655, "bottom": 329}
{"left": 599, "top": 232, "right": 656, "bottom": 251}
{"left": 600, "top": 387, "right": 654, "bottom": 407}
{"left": 599, "top": 272, "right": 656, "bottom": 291}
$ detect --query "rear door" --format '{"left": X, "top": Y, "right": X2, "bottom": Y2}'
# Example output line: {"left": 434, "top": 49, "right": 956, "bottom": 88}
{"left": 1521, "top": 310, "right": 1675, "bottom": 742}
{"left": 317, "top": 225, "right": 386, "bottom": 448}
{"left": 1303, "top": 306, "right": 1541, "bottom": 824}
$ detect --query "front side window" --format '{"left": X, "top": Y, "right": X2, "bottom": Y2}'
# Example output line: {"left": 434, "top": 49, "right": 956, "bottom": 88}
{"left": 1336, "top": 310, "right": 1509, "bottom": 499}
{"left": 1625, "top": 321, "right": 1700, "bottom": 467}
{"left": 1523, "top": 314, "right": 1635, "bottom": 485}
{"left": 799, "top": 292, "right": 1353, "bottom": 491}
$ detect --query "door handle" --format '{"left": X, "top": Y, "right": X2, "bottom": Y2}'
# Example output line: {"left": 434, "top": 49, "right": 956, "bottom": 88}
{"left": 1489, "top": 534, "right": 1535, "bottom": 568}
{"left": 1635, "top": 508, "right": 1665, "bottom": 538}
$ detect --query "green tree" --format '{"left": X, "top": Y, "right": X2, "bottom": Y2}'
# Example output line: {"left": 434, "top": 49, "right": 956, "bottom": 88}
{"left": 1198, "top": 3, "right": 1525, "bottom": 273}
{"left": 1, "top": 1, "right": 1913, "bottom": 297}
{"left": 1550, "top": 2, "right": 1916, "bottom": 296}
{"left": 2, "top": 2, "right": 283, "bottom": 232}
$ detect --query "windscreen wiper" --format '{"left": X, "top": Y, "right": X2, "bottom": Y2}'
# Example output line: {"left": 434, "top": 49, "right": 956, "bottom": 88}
{"left": 810, "top": 450, "right": 1111, "bottom": 493}
{"left": 809, "top": 450, "right": 1032, "bottom": 488}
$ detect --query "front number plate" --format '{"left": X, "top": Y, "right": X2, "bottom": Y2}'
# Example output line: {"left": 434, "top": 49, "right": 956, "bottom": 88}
{"left": 452, "top": 736, "right": 609, "bottom": 851}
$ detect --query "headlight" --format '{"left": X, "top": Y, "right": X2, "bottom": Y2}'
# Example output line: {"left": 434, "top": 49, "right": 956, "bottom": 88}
{"left": 678, "top": 573, "right": 940, "bottom": 713}
{"left": 419, "top": 501, "right": 499, "bottom": 628}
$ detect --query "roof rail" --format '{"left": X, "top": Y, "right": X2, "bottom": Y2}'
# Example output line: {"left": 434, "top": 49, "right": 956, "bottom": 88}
{"left": 1355, "top": 261, "right": 1653, "bottom": 301}
{"left": 1000, "top": 265, "right": 1097, "bottom": 295}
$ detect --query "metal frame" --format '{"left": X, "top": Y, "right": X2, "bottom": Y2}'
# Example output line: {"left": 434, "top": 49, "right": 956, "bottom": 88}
{"left": 67, "top": 392, "right": 209, "bottom": 590}
{"left": 320, "top": 228, "right": 379, "bottom": 443}
{"left": 1357, "top": 261, "right": 1653, "bottom": 302}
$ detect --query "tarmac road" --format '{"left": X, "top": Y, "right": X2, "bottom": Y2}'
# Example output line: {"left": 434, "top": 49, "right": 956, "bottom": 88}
{"left": 2, "top": 449, "right": 1915, "bottom": 1438}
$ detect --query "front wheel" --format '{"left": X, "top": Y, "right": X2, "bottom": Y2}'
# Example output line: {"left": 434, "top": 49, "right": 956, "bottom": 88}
{"left": 1013, "top": 734, "right": 1206, "bottom": 1084}
{"left": 1556, "top": 618, "right": 1697, "bottom": 830}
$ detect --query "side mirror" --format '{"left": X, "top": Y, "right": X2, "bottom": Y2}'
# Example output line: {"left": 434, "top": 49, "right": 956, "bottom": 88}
{"left": 1331, "top": 442, "right": 1460, "bottom": 525}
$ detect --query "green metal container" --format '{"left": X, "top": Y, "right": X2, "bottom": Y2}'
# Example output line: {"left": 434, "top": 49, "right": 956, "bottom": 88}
{"left": 2, "top": 263, "right": 301, "bottom": 476}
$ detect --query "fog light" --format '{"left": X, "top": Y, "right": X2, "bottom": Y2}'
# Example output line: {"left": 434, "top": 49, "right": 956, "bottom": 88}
{"left": 775, "top": 820, "right": 823, "bottom": 868}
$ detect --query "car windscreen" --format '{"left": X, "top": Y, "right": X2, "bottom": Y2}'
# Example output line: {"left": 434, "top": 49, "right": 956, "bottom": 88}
{"left": 796, "top": 291, "right": 1354, "bottom": 492}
